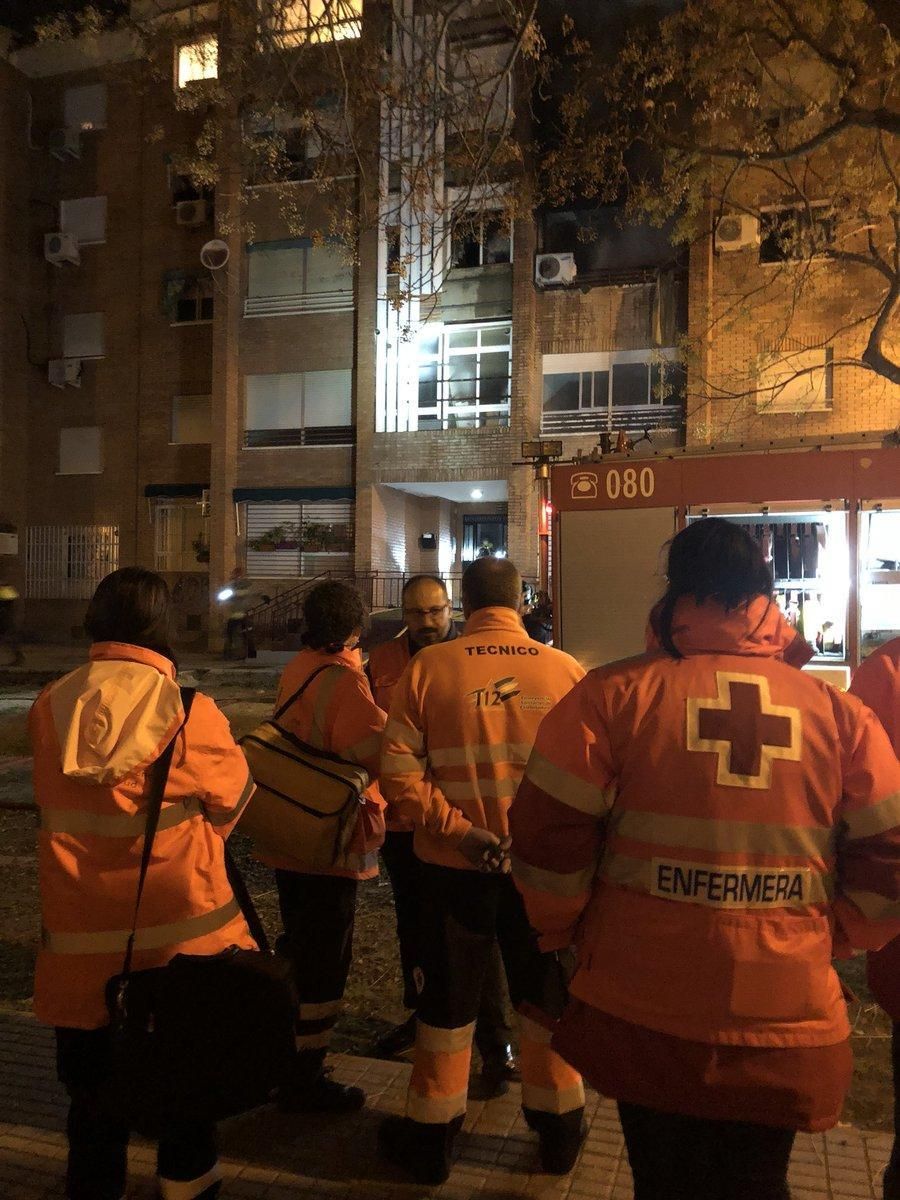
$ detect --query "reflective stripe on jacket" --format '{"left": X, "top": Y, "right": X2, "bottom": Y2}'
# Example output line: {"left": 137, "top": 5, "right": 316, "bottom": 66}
{"left": 262, "top": 645, "right": 387, "bottom": 879}
{"left": 510, "top": 597, "right": 900, "bottom": 1049}
{"left": 381, "top": 607, "right": 585, "bottom": 869}
{"left": 29, "top": 642, "right": 256, "bottom": 1030}
{"left": 850, "top": 636, "right": 900, "bottom": 1021}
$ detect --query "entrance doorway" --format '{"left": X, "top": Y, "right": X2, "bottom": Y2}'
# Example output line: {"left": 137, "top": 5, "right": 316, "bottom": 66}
{"left": 462, "top": 515, "right": 508, "bottom": 563}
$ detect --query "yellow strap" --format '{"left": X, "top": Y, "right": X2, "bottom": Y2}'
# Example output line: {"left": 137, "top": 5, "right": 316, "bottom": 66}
{"left": 525, "top": 751, "right": 611, "bottom": 816}
{"left": 615, "top": 809, "right": 836, "bottom": 859}
{"left": 441, "top": 777, "right": 521, "bottom": 802}
{"left": 429, "top": 742, "right": 533, "bottom": 768}
{"left": 416, "top": 1019, "right": 477, "bottom": 1054}
{"left": 42, "top": 896, "right": 242, "bottom": 955}
{"left": 511, "top": 854, "right": 597, "bottom": 898}
{"left": 41, "top": 796, "right": 204, "bottom": 838}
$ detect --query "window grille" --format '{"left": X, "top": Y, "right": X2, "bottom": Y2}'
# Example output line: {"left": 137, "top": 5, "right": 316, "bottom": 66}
{"left": 245, "top": 501, "right": 354, "bottom": 579}
{"left": 417, "top": 322, "right": 511, "bottom": 430}
{"left": 26, "top": 525, "right": 118, "bottom": 599}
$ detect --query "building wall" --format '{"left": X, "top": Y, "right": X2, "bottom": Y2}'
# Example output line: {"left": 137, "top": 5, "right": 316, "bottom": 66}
{"left": 0, "top": 59, "right": 32, "bottom": 600}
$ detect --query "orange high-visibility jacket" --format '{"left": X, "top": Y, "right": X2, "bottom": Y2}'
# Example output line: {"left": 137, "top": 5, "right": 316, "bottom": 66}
{"left": 367, "top": 633, "right": 415, "bottom": 833}
{"left": 381, "top": 606, "right": 585, "bottom": 869}
{"left": 264, "top": 645, "right": 387, "bottom": 879}
{"left": 511, "top": 597, "right": 900, "bottom": 1049}
{"left": 29, "top": 642, "right": 256, "bottom": 1030}
{"left": 850, "top": 636, "right": 900, "bottom": 1021}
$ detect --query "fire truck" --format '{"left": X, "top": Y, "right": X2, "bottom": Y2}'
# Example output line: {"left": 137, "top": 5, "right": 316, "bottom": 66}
{"left": 551, "top": 439, "right": 900, "bottom": 685}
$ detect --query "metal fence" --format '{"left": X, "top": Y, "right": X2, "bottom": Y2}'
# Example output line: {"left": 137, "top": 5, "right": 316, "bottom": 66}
{"left": 25, "top": 525, "right": 119, "bottom": 599}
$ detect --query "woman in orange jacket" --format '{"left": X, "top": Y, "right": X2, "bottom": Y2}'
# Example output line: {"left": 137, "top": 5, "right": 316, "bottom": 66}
{"left": 29, "top": 568, "right": 256, "bottom": 1200}
{"left": 511, "top": 519, "right": 900, "bottom": 1200}
{"left": 265, "top": 579, "right": 386, "bottom": 1113}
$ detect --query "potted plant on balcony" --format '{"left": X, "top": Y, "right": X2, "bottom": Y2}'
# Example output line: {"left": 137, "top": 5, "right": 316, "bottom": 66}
{"left": 191, "top": 533, "right": 210, "bottom": 563}
{"left": 249, "top": 525, "right": 284, "bottom": 552}
{"left": 301, "top": 522, "right": 326, "bottom": 552}
{"left": 274, "top": 522, "right": 300, "bottom": 551}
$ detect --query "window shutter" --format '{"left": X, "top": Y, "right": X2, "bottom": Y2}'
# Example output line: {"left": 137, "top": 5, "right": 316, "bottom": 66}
{"left": 59, "top": 427, "right": 102, "bottom": 475}
{"left": 60, "top": 196, "right": 107, "bottom": 245}
{"left": 63, "top": 313, "right": 105, "bottom": 359}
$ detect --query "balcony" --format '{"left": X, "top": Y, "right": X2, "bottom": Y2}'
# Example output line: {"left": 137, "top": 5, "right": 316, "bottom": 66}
{"left": 541, "top": 404, "right": 684, "bottom": 438}
{"left": 244, "top": 426, "right": 356, "bottom": 449}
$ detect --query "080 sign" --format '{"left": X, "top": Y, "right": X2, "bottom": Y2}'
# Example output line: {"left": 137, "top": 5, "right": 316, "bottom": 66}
{"left": 604, "top": 466, "right": 656, "bottom": 501}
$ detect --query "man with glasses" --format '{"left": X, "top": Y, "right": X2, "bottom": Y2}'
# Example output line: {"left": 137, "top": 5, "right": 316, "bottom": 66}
{"left": 367, "top": 575, "right": 516, "bottom": 1097}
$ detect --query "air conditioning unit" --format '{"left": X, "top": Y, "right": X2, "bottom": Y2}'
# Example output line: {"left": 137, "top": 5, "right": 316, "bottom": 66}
{"left": 176, "top": 199, "right": 209, "bottom": 227}
{"left": 44, "top": 232, "right": 80, "bottom": 267}
{"left": 48, "top": 127, "right": 81, "bottom": 161}
{"left": 535, "top": 252, "right": 577, "bottom": 287}
{"left": 48, "top": 358, "right": 83, "bottom": 389}
{"left": 715, "top": 214, "right": 761, "bottom": 252}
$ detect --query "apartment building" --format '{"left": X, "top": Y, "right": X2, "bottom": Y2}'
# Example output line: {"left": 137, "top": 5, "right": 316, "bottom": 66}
{"left": 0, "top": 2, "right": 894, "bottom": 646}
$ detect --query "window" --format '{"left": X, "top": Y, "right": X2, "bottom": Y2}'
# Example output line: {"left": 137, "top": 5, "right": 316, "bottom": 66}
{"left": 60, "top": 196, "right": 107, "bottom": 245}
{"left": 245, "top": 240, "right": 354, "bottom": 316}
{"left": 417, "top": 322, "right": 511, "bottom": 430}
{"left": 176, "top": 36, "right": 218, "bottom": 88}
{"left": 58, "top": 427, "right": 102, "bottom": 475}
{"left": 541, "top": 349, "right": 685, "bottom": 436}
{"left": 163, "top": 271, "right": 214, "bottom": 323}
{"left": 247, "top": 102, "right": 346, "bottom": 184}
{"left": 245, "top": 370, "right": 353, "bottom": 447}
{"left": 171, "top": 395, "right": 212, "bottom": 444}
{"left": 64, "top": 83, "right": 106, "bottom": 132}
{"left": 450, "top": 212, "right": 511, "bottom": 269}
{"left": 26, "top": 525, "right": 118, "bottom": 599}
{"left": 759, "top": 205, "right": 835, "bottom": 263}
{"left": 154, "top": 501, "right": 209, "bottom": 573}
{"left": 755, "top": 349, "right": 833, "bottom": 413}
{"left": 449, "top": 38, "right": 514, "bottom": 132}
{"left": 63, "top": 313, "right": 105, "bottom": 359}
{"left": 245, "top": 500, "right": 354, "bottom": 578}
{"left": 168, "top": 170, "right": 213, "bottom": 208}
{"left": 273, "top": 0, "right": 363, "bottom": 47}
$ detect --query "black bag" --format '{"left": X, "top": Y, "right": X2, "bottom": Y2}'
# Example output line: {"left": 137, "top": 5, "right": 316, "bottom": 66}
{"left": 101, "top": 688, "right": 297, "bottom": 1134}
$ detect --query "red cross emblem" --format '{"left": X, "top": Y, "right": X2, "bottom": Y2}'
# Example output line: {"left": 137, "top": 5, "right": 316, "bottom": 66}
{"left": 686, "top": 672, "right": 802, "bottom": 788}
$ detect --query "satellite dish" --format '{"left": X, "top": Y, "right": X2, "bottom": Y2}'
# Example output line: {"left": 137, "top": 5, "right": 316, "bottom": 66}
{"left": 200, "top": 239, "right": 229, "bottom": 270}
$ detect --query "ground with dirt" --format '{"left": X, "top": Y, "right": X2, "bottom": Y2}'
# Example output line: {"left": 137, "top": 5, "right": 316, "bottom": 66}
{"left": 0, "top": 683, "right": 894, "bottom": 1130}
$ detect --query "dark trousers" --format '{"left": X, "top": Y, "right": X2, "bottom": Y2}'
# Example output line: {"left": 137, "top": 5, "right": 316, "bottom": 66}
{"left": 886, "top": 1022, "right": 900, "bottom": 1200}
{"left": 224, "top": 616, "right": 256, "bottom": 660}
{"left": 56, "top": 1027, "right": 218, "bottom": 1200}
{"left": 275, "top": 870, "right": 357, "bottom": 1082}
{"left": 380, "top": 831, "right": 512, "bottom": 1057}
{"left": 618, "top": 1101, "right": 796, "bottom": 1200}
{"left": 416, "top": 864, "right": 568, "bottom": 1027}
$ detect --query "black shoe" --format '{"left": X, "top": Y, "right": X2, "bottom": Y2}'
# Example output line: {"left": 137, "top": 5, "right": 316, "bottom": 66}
{"left": 378, "top": 1114, "right": 459, "bottom": 1186}
{"left": 472, "top": 1044, "right": 519, "bottom": 1100}
{"left": 523, "top": 1107, "right": 586, "bottom": 1175}
{"left": 277, "top": 1068, "right": 366, "bottom": 1114}
{"left": 373, "top": 1014, "right": 417, "bottom": 1059}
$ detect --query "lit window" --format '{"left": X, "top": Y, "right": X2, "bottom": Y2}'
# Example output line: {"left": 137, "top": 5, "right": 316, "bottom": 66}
{"left": 275, "top": 0, "right": 363, "bottom": 47}
{"left": 244, "top": 370, "right": 354, "bottom": 447}
{"left": 245, "top": 240, "right": 354, "bottom": 316}
{"left": 755, "top": 349, "right": 833, "bottom": 413}
{"left": 176, "top": 37, "right": 218, "bottom": 88}
{"left": 417, "top": 323, "right": 511, "bottom": 431}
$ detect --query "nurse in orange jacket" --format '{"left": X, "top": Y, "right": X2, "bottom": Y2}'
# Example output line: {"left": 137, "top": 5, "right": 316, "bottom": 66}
{"left": 850, "top": 634, "right": 900, "bottom": 1200}
{"left": 30, "top": 568, "right": 255, "bottom": 1200}
{"left": 510, "top": 519, "right": 900, "bottom": 1200}
{"left": 266, "top": 579, "right": 386, "bottom": 1114}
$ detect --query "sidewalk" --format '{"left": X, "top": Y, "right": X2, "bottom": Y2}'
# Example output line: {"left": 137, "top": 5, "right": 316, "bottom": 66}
{"left": 0, "top": 1010, "right": 891, "bottom": 1199}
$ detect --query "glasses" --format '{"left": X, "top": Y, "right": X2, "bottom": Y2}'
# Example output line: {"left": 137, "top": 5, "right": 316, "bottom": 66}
{"left": 403, "top": 605, "right": 450, "bottom": 619}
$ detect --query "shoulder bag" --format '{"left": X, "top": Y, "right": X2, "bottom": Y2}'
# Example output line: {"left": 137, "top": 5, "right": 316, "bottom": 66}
{"left": 238, "top": 664, "right": 370, "bottom": 871}
{"left": 101, "top": 688, "right": 297, "bottom": 1134}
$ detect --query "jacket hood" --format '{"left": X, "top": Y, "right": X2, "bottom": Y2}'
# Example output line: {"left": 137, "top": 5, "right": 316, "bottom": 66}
{"left": 47, "top": 642, "right": 182, "bottom": 785}
{"left": 645, "top": 595, "right": 803, "bottom": 659}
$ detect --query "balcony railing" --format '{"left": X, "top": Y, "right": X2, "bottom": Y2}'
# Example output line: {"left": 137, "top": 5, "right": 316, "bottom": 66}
{"left": 244, "top": 426, "right": 356, "bottom": 448}
{"left": 244, "top": 290, "right": 354, "bottom": 317}
{"left": 541, "top": 404, "right": 684, "bottom": 437}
